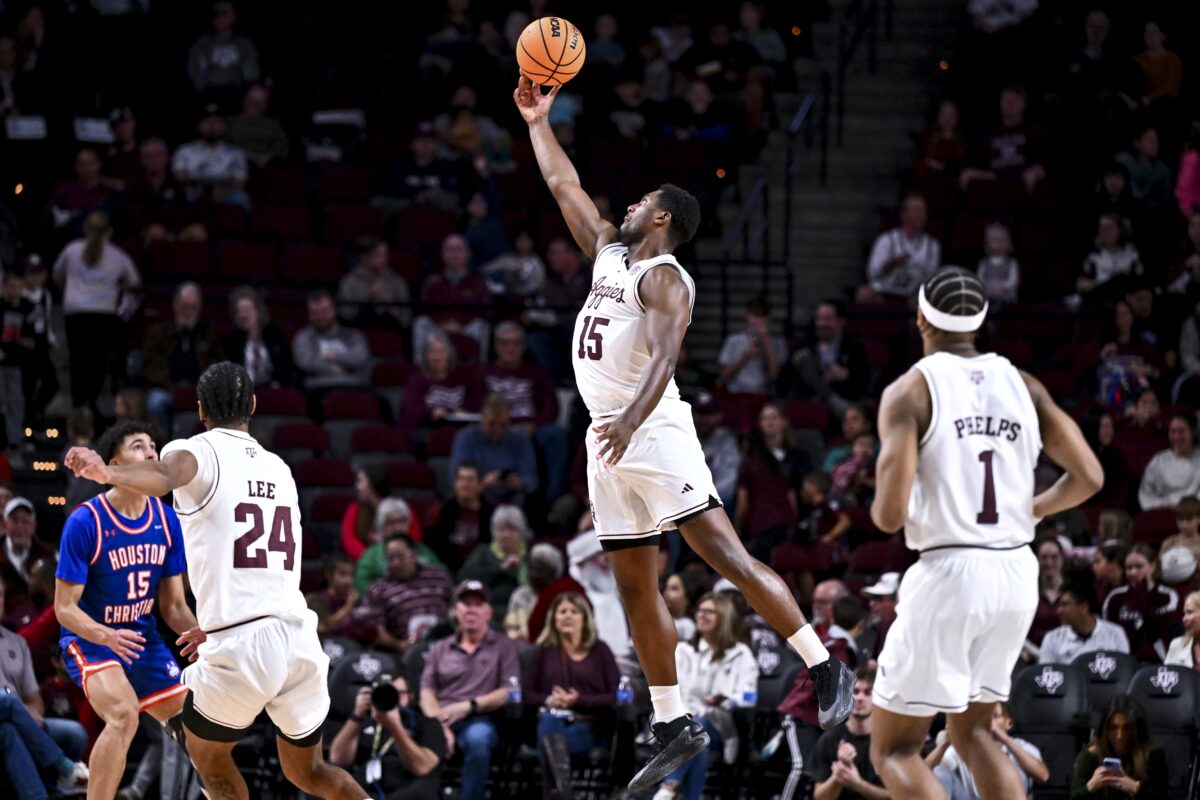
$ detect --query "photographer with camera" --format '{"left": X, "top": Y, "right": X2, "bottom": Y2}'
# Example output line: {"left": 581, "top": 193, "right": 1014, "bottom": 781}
{"left": 328, "top": 673, "right": 445, "bottom": 800}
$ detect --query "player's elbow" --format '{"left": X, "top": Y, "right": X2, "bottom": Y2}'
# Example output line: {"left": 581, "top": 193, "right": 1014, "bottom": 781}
{"left": 1080, "top": 457, "right": 1105, "bottom": 499}
{"left": 870, "top": 498, "right": 905, "bottom": 534}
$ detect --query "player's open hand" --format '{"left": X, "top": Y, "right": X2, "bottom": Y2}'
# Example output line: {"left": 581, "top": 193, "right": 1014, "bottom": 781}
{"left": 104, "top": 627, "right": 145, "bottom": 665}
{"left": 177, "top": 627, "right": 207, "bottom": 661}
{"left": 593, "top": 417, "right": 637, "bottom": 467}
{"left": 513, "top": 77, "right": 559, "bottom": 125}
{"left": 65, "top": 446, "right": 110, "bottom": 484}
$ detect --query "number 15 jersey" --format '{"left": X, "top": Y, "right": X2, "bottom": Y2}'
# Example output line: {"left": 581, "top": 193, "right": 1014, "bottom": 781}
{"left": 572, "top": 242, "right": 696, "bottom": 420}
{"left": 161, "top": 428, "right": 308, "bottom": 632}
{"left": 906, "top": 352, "right": 1042, "bottom": 553}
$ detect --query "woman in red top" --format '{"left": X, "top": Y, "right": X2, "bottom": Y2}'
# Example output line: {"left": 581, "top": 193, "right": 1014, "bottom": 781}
{"left": 340, "top": 465, "right": 388, "bottom": 561}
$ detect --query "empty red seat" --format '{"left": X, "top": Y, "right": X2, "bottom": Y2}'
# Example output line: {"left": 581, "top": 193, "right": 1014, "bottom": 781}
{"left": 318, "top": 166, "right": 371, "bottom": 202}
{"left": 718, "top": 393, "right": 768, "bottom": 435}
{"left": 1131, "top": 508, "right": 1177, "bottom": 547}
{"left": 254, "top": 387, "right": 307, "bottom": 416}
{"left": 350, "top": 425, "right": 409, "bottom": 456}
{"left": 253, "top": 206, "right": 313, "bottom": 240}
{"left": 388, "top": 249, "right": 422, "bottom": 283}
{"left": 323, "top": 206, "right": 385, "bottom": 243}
{"left": 394, "top": 209, "right": 458, "bottom": 246}
{"left": 173, "top": 385, "right": 199, "bottom": 413}
{"left": 365, "top": 330, "right": 406, "bottom": 361}
{"left": 216, "top": 241, "right": 278, "bottom": 280}
{"left": 323, "top": 389, "right": 381, "bottom": 421}
{"left": 272, "top": 423, "right": 331, "bottom": 454}
{"left": 386, "top": 461, "right": 436, "bottom": 491}
{"left": 294, "top": 458, "right": 354, "bottom": 488}
{"left": 285, "top": 244, "right": 346, "bottom": 283}
{"left": 147, "top": 240, "right": 209, "bottom": 279}
{"left": 447, "top": 332, "right": 480, "bottom": 363}
{"left": 372, "top": 361, "right": 416, "bottom": 387}
{"left": 256, "top": 167, "right": 307, "bottom": 201}
{"left": 963, "top": 179, "right": 1026, "bottom": 213}
{"left": 427, "top": 426, "right": 459, "bottom": 456}
{"left": 785, "top": 400, "right": 829, "bottom": 431}
{"left": 310, "top": 492, "right": 355, "bottom": 523}
{"left": 210, "top": 204, "right": 247, "bottom": 236}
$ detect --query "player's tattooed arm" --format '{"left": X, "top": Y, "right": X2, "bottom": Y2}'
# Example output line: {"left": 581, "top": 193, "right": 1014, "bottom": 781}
{"left": 870, "top": 369, "right": 929, "bottom": 533}
{"left": 65, "top": 447, "right": 199, "bottom": 498}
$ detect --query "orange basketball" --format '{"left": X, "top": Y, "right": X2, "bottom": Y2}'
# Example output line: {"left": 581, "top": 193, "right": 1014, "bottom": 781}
{"left": 516, "top": 16, "right": 586, "bottom": 86}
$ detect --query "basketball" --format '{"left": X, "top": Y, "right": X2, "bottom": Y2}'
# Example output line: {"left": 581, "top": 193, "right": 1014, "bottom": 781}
{"left": 516, "top": 16, "right": 587, "bottom": 86}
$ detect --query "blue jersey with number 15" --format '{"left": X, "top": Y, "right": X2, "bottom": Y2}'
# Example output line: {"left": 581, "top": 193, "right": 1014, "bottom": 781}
{"left": 56, "top": 494, "right": 187, "bottom": 641}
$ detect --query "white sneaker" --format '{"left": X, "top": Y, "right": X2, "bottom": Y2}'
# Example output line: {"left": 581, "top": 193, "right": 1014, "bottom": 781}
{"left": 652, "top": 783, "right": 678, "bottom": 800}
{"left": 57, "top": 760, "right": 89, "bottom": 790}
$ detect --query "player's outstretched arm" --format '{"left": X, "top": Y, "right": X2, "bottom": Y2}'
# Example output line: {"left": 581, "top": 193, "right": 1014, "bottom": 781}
{"left": 593, "top": 267, "right": 690, "bottom": 466}
{"left": 513, "top": 77, "right": 616, "bottom": 260}
{"left": 870, "top": 370, "right": 927, "bottom": 533}
{"left": 1022, "top": 372, "right": 1104, "bottom": 518}
{"left": 65, "top": 447, "right": 198, "bottom": 497}
{"left": 54, "top": 579, "right": 146, "bottom": 665}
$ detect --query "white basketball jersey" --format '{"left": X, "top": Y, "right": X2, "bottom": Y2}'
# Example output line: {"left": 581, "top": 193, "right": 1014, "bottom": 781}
{"left": 572, "top": 242, "right": 696, "bottom": 419}
{"left": 161, "top": 428, "right": 309, "bottom": 631}
{"left": 905, "top": 352, "right": 1042, "bottom": 553}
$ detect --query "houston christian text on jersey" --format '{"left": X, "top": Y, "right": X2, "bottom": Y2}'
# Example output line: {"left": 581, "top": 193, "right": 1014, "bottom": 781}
{"left": 906, "top": 352, "right": 1042, "bottom": 552}
{"left": 56, "top": 494, "right": 186, "bottom": 637}
{"left": 572, "top": 242, "right": 696, "bottom": 419}
{"left": 161, "top": 429, "right": 309, "bottom": 632}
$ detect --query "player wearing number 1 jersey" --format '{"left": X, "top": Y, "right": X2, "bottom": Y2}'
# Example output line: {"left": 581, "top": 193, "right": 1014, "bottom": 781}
{"left": 867, "top": 268, "right": 1104, "bottom": 799}
{"left": 515, "top": 76, "right": 856, "bottom": 791}
{"left": 65, "top": 362, "right": 367, "bottom": 800}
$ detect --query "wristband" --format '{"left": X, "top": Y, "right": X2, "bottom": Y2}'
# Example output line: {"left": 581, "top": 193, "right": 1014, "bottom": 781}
{"left": 469, "top": 698, "right": 479, "bottom": 715}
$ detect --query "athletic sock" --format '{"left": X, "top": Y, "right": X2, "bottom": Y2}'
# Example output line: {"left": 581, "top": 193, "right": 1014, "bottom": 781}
{"left": 53, "top": 755, "right": 76, "bottom": 777}
{"left": 649, "top": 685, "right": 687, "bottom": 724}
{"left": 788, "top": 624, "right": 831, "bottom": 667}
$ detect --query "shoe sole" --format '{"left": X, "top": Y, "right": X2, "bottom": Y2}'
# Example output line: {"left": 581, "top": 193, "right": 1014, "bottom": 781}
{"left": 627, "top": 730, "right": 711, "bottom": 791}
{"left": 817, "top": 661, "right": 857, "bottom": 730}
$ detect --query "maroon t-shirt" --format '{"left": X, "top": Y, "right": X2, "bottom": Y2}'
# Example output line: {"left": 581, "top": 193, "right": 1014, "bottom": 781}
{"left": 48, "top": 181, "right": 114, "bottom": 214}
{"left": 420, "top": 271, "right": 490, "bottom": 326}
{"left": 737, "top": 456, "right": 798, "bottom": 537}
{"left": 400, "top": 368, "right": 477, "bottom": 429}
{"left": 477, "top": 363, "right": 559, "bottom": 426}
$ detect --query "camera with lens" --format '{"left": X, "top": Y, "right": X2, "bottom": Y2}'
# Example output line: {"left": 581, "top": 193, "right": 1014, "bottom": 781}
{"left": 370, "top": 674, "right": 400, "bottom": 712}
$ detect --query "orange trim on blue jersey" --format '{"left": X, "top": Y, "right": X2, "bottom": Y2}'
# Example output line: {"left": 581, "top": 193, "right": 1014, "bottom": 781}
{"left": 85, "top": 501, "right": 105, "bottom": 565}
{"left": 97, "top": 493, "right": 154, "bottom": 534}
{"left": 66, "top": 641, "right": 121, "bottom": 698}
{"left": 139, "top": 682, "right": 188, "bottom": 712}
{"left": 153, "top": 497, "right": 172, "bottom": 549}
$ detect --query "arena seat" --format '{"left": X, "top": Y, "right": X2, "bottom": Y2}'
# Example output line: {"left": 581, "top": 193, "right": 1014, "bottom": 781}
{"left": 252, "top": 205, "right": 313, "bottom": 241}
{"left": 446, "top": 331, "right": 481, "bottom": 364}
{"left": 323, "top": 390, "right": 384, "bottom": 458}
{"left": 295, "top": 457, "right": 354, "bottom": 520}
{"left": 372, "top": 360, "right": 415, "bottom": 414}
{"left": 249, "top": 386, "right": 308, "bottom": 442}
{"left": 365, "top": 329, "right": 407, "bottom": 364}
{"left": 327, "top": 650, "right": 401, "bottom": 721}
{"left": 784, "top": 400, "right": 828, "bottom": 431}
{"left": 394, "top": 208, "right": 459, "bottom": 246}
{"left": 349, "top": 424, "right": 409, "bottom": 468}
{"left": 323, "top": 205, "right": 386, "bottom": 244}
{"left": 307, "top": 492, "right": 355, "bottom": 552}
{"left": 717, "top": 392, "right": 768, "bottom": 435}
{"left": 284, "top": 243, "right": 345, "bottom": 283}
{"left": 318, "top": 165, "right": 371, "bottom": 203}
{"left": 385, "top": 460, "right": 437, "bottom": 500}
{"left": 1128, "top": 665, "right": 1200, "bottom": 799}
{"left": 1131, "top": 508, "right": 1178, "bottom": 547}
{"left": 216, "top": 240, "right": 279, "bottom": 281}
{"left": 147, "top": 240, "right": 210, "bottom": 280}
{"left": 320, "top": 636, "right": 363, "bottom": 673}
{"left": 271, "top": 422, "right": 331, "bottom": 464}
{"left": 254, "top": 166, "right": 307, "bottom": 201}
{"left": 1068, "top": 650, "right": 1137, "bottom": 727}
{"left": 1009, "top": 664, "right": 1087, "bottom": 798}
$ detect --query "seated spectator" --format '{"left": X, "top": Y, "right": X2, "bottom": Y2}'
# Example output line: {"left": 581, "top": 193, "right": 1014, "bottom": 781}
{"left": 0, "top": 35, "right": 36, "bottom": 117}
{"left": 343, "top": 465, "right": 389, "bottom": 564}
{"left": 1071, "top": 697, "right": 1166, "bottom": 798}
{"left": 1077, "top": 214, "right": 1144, "bottom": 301}
{"left": 829, "top": 432, "right": 877, "bottom": 507}
{"left": 657, "top": 593, "right": 759, "bottom": 800}
{"left": 349, "top": 534, "right": 453, "bottom": 652}
{"left": 457, "top": 504, "right": 530, "bottom": 616}
{"left": 712, "top": 577, "right": 781, "bottom": 654}
{"left": 1039, "top": 582, "right": 1130, "bottom": 664}
{"left": 1093, "top": 306, "right": 1161, "bottom": 412}
{"left": 114, "top": 389, "right": 148, "bottom": 426}
{"left": 1026, "top": 538, "right": 1067, "bottom": 653}
{"left": 1162, "top": 496, "right": 1200, "bottom": 567}
{"left": 717, "top": 298, "right": 786, "bottom": 395}
{"left": 602, "top": 71, "right": 664, "bottom": 140}
{"left": 413, "top": 234, "right": 491, "bottom": 358}
{"left": 187, "top": 1, "right": 260, "bottom": 95}
{"left": 419, "top": 580, "right": 521, "bottom": 800}
{"left": 735, "top": 402, "right": 810, "bottom": 561}
{"left": 523, "top": 238, "right": 588, "bottom": 383}
{"left": 170, "top": 105, "right": 250, "bottom": 210}
{"left": 527, "top": 535, "right": 588, "bottom": 643}
{"left": 0, "top": 688, "right": 89, "bottom": 799}
{"left": 693, "top": 392, "right": 740, "bottom": 510}
{"left": 0, "top": 270, "right": 33, "bottom": 449}
{"left": 527, "top": 592, "right": 619, "bottom": 799}
{"left": 1176, "top": 299, "right": 1200, "bottom": 398}
{"left": 142, "top": 281, "right": 223, "bottom": 435}
{"left": 223, "top": 83, "right": 289, "bottom": 168}
{"left": 103, "top": 107, "right": 141, "bottom": 191}
{"left": 661, "top": 79, "right": 734, "bottom": 143}
{"left": 401, "top": 330, "right": 476, "bottom": 433}
{"left": 926, "top": 702, "right": 1047, "bottom": 799}
{"left": 960, "top": 85, "right": 1047, "bottom": 193}
{"left": 0, "top": 498, "right": 54, "bottom": 628}
{"left": 1139, "top": 415, "right": 1200, "bottom": 510}
{"left": 1103, "top": 543, "right": 1181, "bottom": 662}
{"left": 292, "top": 289, "right": 369, "bottom": 394}
{"left": 1132, "top": 21, "right": 1181, "bottom": 106}
{"left": 774, "top": 472, "right": 850, "bottom": 596}
{"left": 354, "top": 498, "right": 437, "bottom": 595}
{"left": 566, "top": 530, "right": 630, "bottom": 656}
{"left": 1088, "top": 162, "right": 1136, "bottom": 232}
{"left": 976, "top": 222, "right": 1019, "bottom": 303}
{"left": 307, "top": 553, "right": 357, "bottom": 637}
{"left": 827, "top": 595, "right": 868, "bottom": 668}
{"left": 860, "top": 573, "right": 899, "bottom": 665}
{"left": 1116, "top": 389, "right": 1164, "bottom": 442}
{"left": 222, "top": 285, "right": 293, "bottom": 387}
{"left": 1175, "top": 124, "right": 1200, "bottom": 217}
{"left": 433, "top": 86, "right": 511, "bottom": 168}
{"left": 590, "top": 13, "right": 628, "bottom": 68}
{"left": 781, "top": 299, "right": 869, "bottom": 412}
{"left": 428, "top": 462, "right": 494, "bottom": 573}
{"left": 46, "top": 148, "right": 115, "bottom": 232}
{"left": 377, "top": 122, "right": 462, "bottom": 211}
{"left": 339, "top": 238, "right": 410, "bottom": 333}
{"left": 478, "top": 321, "right": 568, "bottom": 500}
{"left": 21, "top": 255, "right": 57, "bottom": 428}
{"left": 1115, "top": 124, "right": 1174, "bottom": 213}
{"left": 663, "top": 573, "right": 700, "bottom": 642}
{"left": 482, "top": 229, "right": 545, "bottom": 298}
{"left": 823, "top": 405, "right": 874, "bottom": 471}
{"left": 806, "top": 667, "right": 887, "bottom": 800}
{"left": 463, "top": 191, "right": 510, "bottom": 268}
{"left": 1092, "top": 540, "right": 1127, "bottom": 610}
{"left": 127, "top": 138, "right": 205, "bottom": 244}
{"left": 506, "top": 542, "right": 564, "bottom": 621}
{"left": 809, "top": 582, "right": 848, "bottom": 638}
{"left": 1164, "top": 590, "right": 1200, "bottom": 669}
{"left": 450, "top": 395, "right": 538, "bottom": 506}
{"left": 860, "top": 193, "right": 941, "bottom": 302}
{"left": 914, "top": 99, "right": 968, "bottom": 179}
{"left": 1087, "top": 413, "right": 1133, "bottom": 509}
{"left": 328, "top": 673, "right": 444, "bottom": 800}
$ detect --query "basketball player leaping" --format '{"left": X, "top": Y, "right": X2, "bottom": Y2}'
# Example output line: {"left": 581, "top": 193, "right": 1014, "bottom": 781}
{"left": 867, "top": 267, "right": 1103, "bottom": 799}
{"left": 66, "top": 362, "right": 368, "bottom": 800}
{"left": 514, "top": 76, "right": 856, "bottom": 790}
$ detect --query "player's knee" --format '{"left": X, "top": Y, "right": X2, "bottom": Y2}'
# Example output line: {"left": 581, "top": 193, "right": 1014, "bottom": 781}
{"left": 105, "top": 701, "right": 141, "bottom": 738}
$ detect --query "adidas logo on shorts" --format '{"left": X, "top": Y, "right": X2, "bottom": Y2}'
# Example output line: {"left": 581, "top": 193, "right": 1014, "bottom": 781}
{"left": 681, "top": 483, "right": 693, "bottom": 493}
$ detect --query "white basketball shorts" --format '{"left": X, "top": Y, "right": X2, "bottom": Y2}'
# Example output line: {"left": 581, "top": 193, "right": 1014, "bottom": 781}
{"left": 586, "top": 398, "right": 722, "bottom": 551}
{"left": 873, "top": 546, "right": 1038, "bottom": 716}
{"left": 182, "top": 611, "right": 330, "bottom": 742}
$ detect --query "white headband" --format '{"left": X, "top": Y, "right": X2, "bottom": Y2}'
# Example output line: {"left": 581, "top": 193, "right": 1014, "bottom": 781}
{"left": 918, "top": 285, "right": 988, "bottom": 333}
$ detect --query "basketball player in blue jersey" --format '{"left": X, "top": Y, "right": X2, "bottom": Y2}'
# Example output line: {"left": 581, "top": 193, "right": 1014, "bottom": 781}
{"left": 514, "top": 77, "right": 856, "bottom": 790}
{"left": 55, "top": 420, "right": 205, "bottom": 800}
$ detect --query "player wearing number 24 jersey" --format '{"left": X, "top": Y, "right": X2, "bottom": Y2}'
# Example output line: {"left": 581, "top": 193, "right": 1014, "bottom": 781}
{"left": 65, "top": 362, "right": 367, "bottom": 800}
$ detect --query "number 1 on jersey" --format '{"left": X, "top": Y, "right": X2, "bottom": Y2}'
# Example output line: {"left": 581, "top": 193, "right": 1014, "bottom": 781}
{"left": 577, "top": 316, "right": 609, "bottom": 360}
{"left": 977, "top": 450, "right": 999, "bottom": 525}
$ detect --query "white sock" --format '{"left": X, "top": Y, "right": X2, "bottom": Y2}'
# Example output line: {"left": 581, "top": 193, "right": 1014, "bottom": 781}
{"left": 789, "top": 624, "right": 830, "bottom": 667}
{"left": 649, "top": 684, "right": 687, "bottom": 723}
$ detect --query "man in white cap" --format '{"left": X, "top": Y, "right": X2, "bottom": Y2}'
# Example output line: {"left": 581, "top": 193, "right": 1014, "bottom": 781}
{"left": 0, "top": 498, "right": 54, "bottom": 624}
{"left": 861, "top": 572, "right": 900, "bottom": 662}
{"left": 868, "top": 267, "right": 1103, "bottom": 799}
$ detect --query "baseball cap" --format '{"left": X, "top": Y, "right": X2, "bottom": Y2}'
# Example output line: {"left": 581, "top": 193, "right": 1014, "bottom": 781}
{"left": 1161, "top": 548, "right": 1197, "bottom": 584}
{"left": 863, "top": 572, "right": 900, "bottom": 597}
{"left": 693, "top": 391, "right": 719, "bottom": 415}
{"left": 4, "top": 497, "right": 34, "bottom": 519}
{"left": 712, "top": 578, "right": 739, "bottom": 596}
{"left": 453, "top": 580, "right": 491, "bottom": 603}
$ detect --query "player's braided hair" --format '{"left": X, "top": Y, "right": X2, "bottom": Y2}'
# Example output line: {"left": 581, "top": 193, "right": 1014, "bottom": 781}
{"left": 96, "top": 420, "right": 159, "bottom": 463}
{"left": 922, "top": 266, "right": 987, "bottom": 321}
{"left": 657, "top": 183, "right": 701, "bottom": 246}
{"left": 197, "top": 361, "right": 255, "bottom": 427}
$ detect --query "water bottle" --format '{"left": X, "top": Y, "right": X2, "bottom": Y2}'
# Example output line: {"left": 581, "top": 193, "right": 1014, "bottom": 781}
{"left": 742, "top": 688, "right": 758, "bottom": 706}
{"left": 616, "top": 676, "right": 633, "bottom": 706}
{"left": 507, "top": 676, "right": 522, "bottom": 704}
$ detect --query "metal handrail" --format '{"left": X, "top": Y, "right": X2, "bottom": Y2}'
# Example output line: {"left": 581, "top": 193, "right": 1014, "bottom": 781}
{"left": 836, "top": 0, "right": 881, "bottom": 147}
